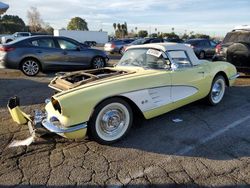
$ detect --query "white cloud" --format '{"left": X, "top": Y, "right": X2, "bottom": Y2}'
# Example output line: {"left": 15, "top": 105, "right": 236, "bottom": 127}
{"left": 2, "top": 0, "right": 250, "bottom": 36}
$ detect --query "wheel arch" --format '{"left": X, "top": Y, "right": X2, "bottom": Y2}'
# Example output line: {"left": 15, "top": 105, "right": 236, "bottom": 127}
{"left": 19, "top": 56, "right": 42, "bottom": 70}
{"left": 214, "top": 71, "right": 229, "bottom": 87}
{"left": 90, "top": 95, "right": 145, "bottom": 121}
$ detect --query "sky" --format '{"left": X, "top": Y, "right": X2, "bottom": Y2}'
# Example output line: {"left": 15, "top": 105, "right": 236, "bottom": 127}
{"left": 2, "top": 0, "right": 250, "bottom": 37}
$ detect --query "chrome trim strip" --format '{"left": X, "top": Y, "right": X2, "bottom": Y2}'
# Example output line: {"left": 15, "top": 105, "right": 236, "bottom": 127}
{"left": 229, "top": 73, "right": 240, "bottom": 80}
{"left": 42, "top": 119, "right": 87, "bottom": 133}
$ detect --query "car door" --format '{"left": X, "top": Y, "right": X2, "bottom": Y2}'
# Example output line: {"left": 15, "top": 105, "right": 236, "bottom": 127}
{"left": 167, "top": 50, "right": 210, "bottom": 104}
{"left": 56, "top": 38, "right": 90, "bottom": 70}
{"left": 28, "top": 38, "right": 63, "bottom": 70}
{"left": 119, "top": 48, "right": 172, "bottom": 114}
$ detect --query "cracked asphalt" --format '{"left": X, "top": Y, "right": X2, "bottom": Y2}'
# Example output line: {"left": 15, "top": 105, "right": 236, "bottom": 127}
{"left": 0, "top": 65, "right": 250, "bottom": 187}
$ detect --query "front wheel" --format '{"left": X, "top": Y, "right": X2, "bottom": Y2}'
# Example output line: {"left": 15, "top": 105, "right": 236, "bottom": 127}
{"left": 207, "top": 75, "right": 226, "bottom": 105}
{"left": 88, "top": 98, "right": 133, "bottom": 144}
{"left": 21, "top": 58, "right": 40, "bottom": 76}
{"left": 92, "top": 57, "right": 105, "bottom": 69}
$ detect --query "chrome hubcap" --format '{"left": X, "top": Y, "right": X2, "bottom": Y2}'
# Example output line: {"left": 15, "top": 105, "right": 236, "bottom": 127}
{"left": 96, "top": 103, "right": 130, "bottom": 141}
{"left": 211, "top": 79, "right": 225, "bottom": 103}
{"left": 22, "top": 60, "right": 39, "bottom": 75}
{"left": 93, "top": 57, "right": 104, "bottom": 68}
{"left": 101, "top": 110, "right": 124, "bottom": 134}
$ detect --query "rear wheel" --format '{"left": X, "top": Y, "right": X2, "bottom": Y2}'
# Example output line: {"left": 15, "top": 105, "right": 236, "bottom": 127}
{"left": 92, "top": 56, "right": 105, "bottom": 69}
{"left": 207, "top": 75, "right": 226, "bottom": 105}
{"left": 88, "top": 98, "right": 133, "bottom": 144}
{"left": 21, "top": 58, "right": 40, "bottom": 76}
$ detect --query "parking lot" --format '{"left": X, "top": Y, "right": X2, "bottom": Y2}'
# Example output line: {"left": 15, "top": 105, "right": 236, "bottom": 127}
{"left": 0, "top": 55, "right": 250, "bottom": 187}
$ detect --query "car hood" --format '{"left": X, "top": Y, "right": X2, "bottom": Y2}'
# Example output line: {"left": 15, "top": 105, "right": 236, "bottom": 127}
{"left": 49, "top": 66, "right": 159, "bottom": 92}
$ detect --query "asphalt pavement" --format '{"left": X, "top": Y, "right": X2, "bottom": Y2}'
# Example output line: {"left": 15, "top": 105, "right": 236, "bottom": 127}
{"left": 0, "top": 60, "right": 250, "bottom": 187}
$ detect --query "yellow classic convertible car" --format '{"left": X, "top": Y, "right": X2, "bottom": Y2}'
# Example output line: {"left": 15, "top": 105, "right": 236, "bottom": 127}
{"left": 8, "top": 43, "right": 239, "bottom": 144}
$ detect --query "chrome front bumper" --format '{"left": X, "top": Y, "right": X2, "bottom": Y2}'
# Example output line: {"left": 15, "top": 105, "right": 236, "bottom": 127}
{"left": 8, "top": 97, "right": 88, "bottom": 139}
{"left": 42, "top": 119, "right": 87, "bottom": 133}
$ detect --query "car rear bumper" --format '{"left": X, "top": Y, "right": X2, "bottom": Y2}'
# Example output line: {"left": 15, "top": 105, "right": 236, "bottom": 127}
{"left": 7, "top": 96, "right": 87, "bottom": 140}
{"left": 213, "top": 54, "right": 226, "bottom": 61}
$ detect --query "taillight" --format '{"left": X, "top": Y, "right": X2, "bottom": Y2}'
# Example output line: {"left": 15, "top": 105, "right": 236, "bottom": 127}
{"left": 0, "top": 46, "right": 15, "bottom": 52}
{"left": 215, "top": 43, "right": 222, "bottom": 54}
{"left": 111, "top": 43, "right": 116, "bottom": 49}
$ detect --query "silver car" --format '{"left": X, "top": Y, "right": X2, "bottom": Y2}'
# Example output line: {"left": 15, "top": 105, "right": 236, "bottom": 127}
{"left": 0, "top": 36, "right": 109, "bottom": 76}
{"left": 104, "top": 39, "right": 135, "bottom": 54}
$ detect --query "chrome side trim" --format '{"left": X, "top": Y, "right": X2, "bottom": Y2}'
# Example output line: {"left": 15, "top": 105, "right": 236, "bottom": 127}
{"left": 229, "top": 73, "right": 240, "bottom": 80}
{"left": 42, "top": 119, "right": 87, "bottom": 133}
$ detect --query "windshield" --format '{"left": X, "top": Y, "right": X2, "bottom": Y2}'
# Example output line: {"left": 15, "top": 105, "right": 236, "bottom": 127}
{"left": 130, "top": 38, "right": 148, "bottom": 45}
{"left": 223, "top": 31, "right": 250, "bottom": 44}
{"left": 117, "top": 48, "right": 170, "bottom": 69}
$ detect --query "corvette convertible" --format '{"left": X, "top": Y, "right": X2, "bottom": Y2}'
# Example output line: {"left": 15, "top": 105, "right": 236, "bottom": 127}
{"left": 8, "top": 43, "right": 239, "bottom": 144}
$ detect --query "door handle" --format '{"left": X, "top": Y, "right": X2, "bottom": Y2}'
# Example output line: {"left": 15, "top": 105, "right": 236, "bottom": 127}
{"left": 198, "top": 71, "right": 205, "bottom": 74}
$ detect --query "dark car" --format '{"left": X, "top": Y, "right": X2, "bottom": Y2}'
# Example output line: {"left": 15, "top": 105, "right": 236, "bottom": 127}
{"left": 213, "top": 27, "right": 250, "bottom": 73}
{"left": 122, "top": 38, "right": 164, "bottom": 54}
{"left": 185, "top": 39, "right": 217, "bottom": 59}
{"left": 0, "top": 36, "right": 108, "bottom": 76}
{"left": 104, "top": 39, "right": 135, "bottom": 54}
{"left": 164, "top": 38, "right": 184, "bottom": 43}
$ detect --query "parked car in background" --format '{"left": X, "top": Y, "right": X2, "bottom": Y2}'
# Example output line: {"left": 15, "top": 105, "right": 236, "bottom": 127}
{"left": 1, "top": 32, "right": 31, "bottom": 44}
{"left": 164, "top": 38, "right": 184, "bottom": 43}
{"left": 185, "top": 39, "right": 218, "bottom": 59}
{"left": 213, "top": 25, "right": 250, "bottom": 73}
{"left": 0, "top": 36, "right": 109, "bottom": 76}
{"left": 104, "top": 39, "right": 135, "bottom": 54}
{"left": 121, "top": 37, "right": 164, "bottom": 54}
{"left": 8, "top": 43, "right": 238, "bottom": 144}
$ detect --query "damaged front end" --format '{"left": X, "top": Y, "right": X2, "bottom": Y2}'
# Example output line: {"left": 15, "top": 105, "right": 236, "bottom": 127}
{"left": 7, "top": 96, "right": 87, "bottom": 146}
{"left": 8, "top": 97, "right": 48, "bottom": 136}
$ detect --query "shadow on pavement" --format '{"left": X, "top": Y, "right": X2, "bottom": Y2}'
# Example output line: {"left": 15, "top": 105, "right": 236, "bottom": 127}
{"left": 0, "top": 78, "right": 53, "bottom": 108}
{"left": 111, "top": 85, "right": 250, "bottom": 160}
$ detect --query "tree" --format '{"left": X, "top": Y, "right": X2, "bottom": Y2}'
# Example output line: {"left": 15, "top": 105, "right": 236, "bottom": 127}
{"left": 113, "top": 22, "right": 128, "bottom": 38}
{"left": 135, "top": 27, "right": 138, "bottom": 33}
{"left": 117, "top": 23, "right": 121, "bottom": 31}
{"left": 27, "top": 7, "right": 44, "bottom": 32}
{"left": 67, "top": 17, "right": 88, "bottom": 31}
{"left": 149, "top": 33, "right": 158, "bottom": 38}
{"left": 113, "top": 23, "right": 116, "bottom": 31}
{"left": 0, "top": 15, "right": 26, "bottom": 33}
{"left": 162, "top": 32, "right": 179, "bottom": 39}
{"left": 43, "top": 23, "right": 54, "bottom": 35}
{"left": 138, "top": 30, "right": 148, "bottom": 38}
{"left": 181, "top": 33, "right": 189, "bottom": 40}
{"left": 194, "top": 33, "right": 210, "bottom": 39}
